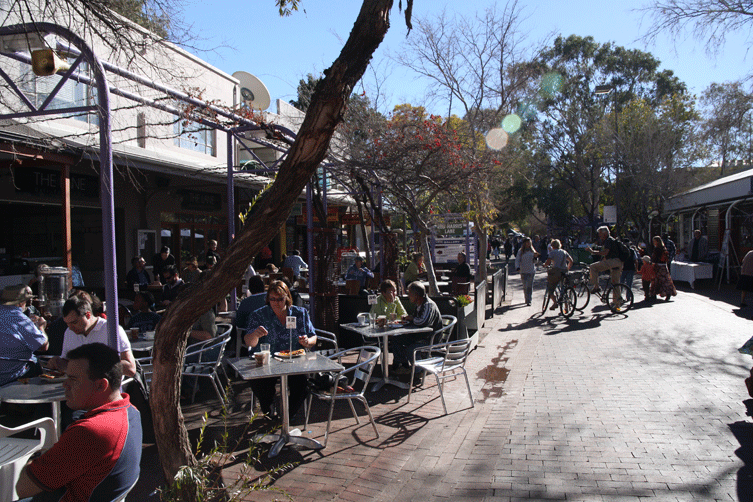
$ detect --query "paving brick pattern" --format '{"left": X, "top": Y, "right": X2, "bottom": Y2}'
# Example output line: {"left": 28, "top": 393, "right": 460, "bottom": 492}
{"left": 130, "top": 269, "right": 753, "bottom": 501}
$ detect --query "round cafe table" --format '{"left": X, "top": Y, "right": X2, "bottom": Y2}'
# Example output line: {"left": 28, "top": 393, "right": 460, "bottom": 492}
{"left": 0, "top": 377, "right": 66, "bottom": 436}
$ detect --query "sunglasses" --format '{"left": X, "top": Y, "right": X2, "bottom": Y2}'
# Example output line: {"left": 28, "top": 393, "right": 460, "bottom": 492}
{"left": 269, "top": 297, "right": 285, "bottom": 303}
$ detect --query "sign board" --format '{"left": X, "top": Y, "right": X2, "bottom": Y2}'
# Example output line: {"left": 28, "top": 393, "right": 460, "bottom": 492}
{"left": 431, "top": 213, "right": 471, "bottom": 237}
{"left": 434, "top": 238, "right": 476, "bottom": 264}
{"left": 603, "top": 205, "right": 617, "bottom": 224}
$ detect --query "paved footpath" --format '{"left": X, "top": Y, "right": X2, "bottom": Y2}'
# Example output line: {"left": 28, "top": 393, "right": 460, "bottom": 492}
{"left": 133, "top": 270, "right": 753, "bottom": 501}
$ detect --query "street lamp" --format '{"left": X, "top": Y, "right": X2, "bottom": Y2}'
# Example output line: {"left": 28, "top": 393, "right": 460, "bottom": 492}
{"left": 594, "top": 84, "right": 619, "bottom": 227}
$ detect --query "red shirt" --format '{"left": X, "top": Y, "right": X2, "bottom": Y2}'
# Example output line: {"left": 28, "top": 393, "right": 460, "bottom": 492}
{"left": 28, "top": 394, "right": 142, "bottom": 502}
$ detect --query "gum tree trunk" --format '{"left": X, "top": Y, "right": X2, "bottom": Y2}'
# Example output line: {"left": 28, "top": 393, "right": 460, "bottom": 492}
{"left": 151, "top": 0, "right": 400, "bottom": 483}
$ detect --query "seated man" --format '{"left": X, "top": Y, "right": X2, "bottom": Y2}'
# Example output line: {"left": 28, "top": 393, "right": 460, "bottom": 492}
{"left": 235, "top": 275, "right": 267, "bottom": 331}
{"left": 0, "top": 284, "right": 48, "bottom": 385}
{"left": 126, "top": 291, "right": 161, "bottom": 334}
{"left": 390, "top": 281, "right": 442, "bottom": 374}
{"left": 282, "top": 249, "right": 308, "bottom": 278}
{"left": 15, "top": 343, "right": 142, "bottom": 502}
{"left": 586, "top": 226, "right": 623, "bottom": 292}
{"left": 160, "top": 265, "right": 185, "bottom": 306}
{"left": 345, "top": 256, "right": 374, "bottom": 291}
{"left": 48, "top": 297, "right": 136, "bottom": 377}
{"left": 125, "top": 255, "right": 151, "bottom": 291}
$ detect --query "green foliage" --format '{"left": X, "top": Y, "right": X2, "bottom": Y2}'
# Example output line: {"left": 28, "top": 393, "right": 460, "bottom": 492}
{"left": 109, "top": 0, "right": 171, "bottom": 38}
{"left": 456, "top": 294, "right": 473, "bottom": 307}
{"left": 158, "top": 412, "right": 294, "bottom": 502}
{"left": 276, "top": 0, "right": 303, "bottom": 17}
{"left": 289, "top": 73, "right": 322, "bottom": 112}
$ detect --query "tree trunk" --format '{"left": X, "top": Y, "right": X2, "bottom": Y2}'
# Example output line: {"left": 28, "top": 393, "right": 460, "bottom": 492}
{"left": 151, "top": 0, "right": 397, "bottom": 483}
{"left": 475, "top": 229, "right": 488, "bottom": 283}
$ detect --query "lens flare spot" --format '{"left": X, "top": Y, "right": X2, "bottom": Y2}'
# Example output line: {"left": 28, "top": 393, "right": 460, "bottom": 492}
{"left": 501, "top": 114, "right": 522, "bottom": 134}
{"left": 517, "top": 100, "right": 538, "bottom": 121}
{"left": 485, "top": 128, "right": 508, "bottom": 151}
{"left": 540, "top": 72, "right": 564, "bottom": 98}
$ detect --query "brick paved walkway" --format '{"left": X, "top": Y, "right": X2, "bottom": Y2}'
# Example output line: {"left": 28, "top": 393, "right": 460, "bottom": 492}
{"left": 130, "top": 269, "right": 753, "bottom": 501}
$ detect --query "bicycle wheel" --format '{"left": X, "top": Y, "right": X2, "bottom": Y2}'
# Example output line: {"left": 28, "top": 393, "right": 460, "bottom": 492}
{"left": 574, "top": 277, "right": 590, "bottom": 311}
{"left": 606, "top": 283, "right": 634, "bottom": 313}
{"left": 541, "top": 289, "right": 550, "bottom": 314}
{"left": 559, "top": 286, "right": 577, "bottom": 318}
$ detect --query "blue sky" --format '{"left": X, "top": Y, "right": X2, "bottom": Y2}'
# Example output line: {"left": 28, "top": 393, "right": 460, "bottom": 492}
{"left": 180, "top": 0, "right": 751, "bottom": 114}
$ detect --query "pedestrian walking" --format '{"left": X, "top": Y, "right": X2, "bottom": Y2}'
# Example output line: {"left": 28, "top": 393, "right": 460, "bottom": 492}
{"left": 515, "top": 237, "right": 538, "bottom": 305}
{"left": 649, "top": 236, "right": 677, "bottom": 301}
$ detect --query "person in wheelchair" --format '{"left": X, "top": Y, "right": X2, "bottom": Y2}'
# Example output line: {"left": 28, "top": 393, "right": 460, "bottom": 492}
{"left": 542, "top": 239, "right": 573, "bottom": 310}
{"left": 585, "top": 226, "right": 623, "bottom": 293}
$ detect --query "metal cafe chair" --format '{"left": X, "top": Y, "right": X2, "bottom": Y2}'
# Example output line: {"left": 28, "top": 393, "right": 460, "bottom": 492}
{"left": 408, "top": 338, "right": 474, "bottom": 415}
{"left": 0, "top": 417, "right": 57, "bottom": 502}
{"left": 182, "top": 324, "right": 233, "bottom": 405}
{"left": 304, "top": 346, "right": 381, "bottom": 447}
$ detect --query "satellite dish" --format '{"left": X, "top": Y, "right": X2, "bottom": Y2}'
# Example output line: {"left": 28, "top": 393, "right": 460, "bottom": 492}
{"left": 232, "top": 71, "right": 271, "bottom": 111}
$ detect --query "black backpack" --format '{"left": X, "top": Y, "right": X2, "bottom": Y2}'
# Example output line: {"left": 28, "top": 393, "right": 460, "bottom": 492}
{"left": 614, "top": 239, "right": 631, "bottom": 263}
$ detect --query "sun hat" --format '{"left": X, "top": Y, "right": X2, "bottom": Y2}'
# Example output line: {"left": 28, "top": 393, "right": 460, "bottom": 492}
{"left": 1, "top": 284, "right": 36, "bottom": 305}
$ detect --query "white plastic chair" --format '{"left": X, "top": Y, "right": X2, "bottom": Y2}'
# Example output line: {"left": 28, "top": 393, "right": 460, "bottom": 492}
{"left": 304, "top": 346, "right": 381, "bottom": 447}
{"left": 183, "top": 325, "right": 232, "bottom": 405}
{"left": 408, "top": 338, "right": 474, "bottom": 415}
{"left": 0, "top": 417, "right": 57, "bottom": 502}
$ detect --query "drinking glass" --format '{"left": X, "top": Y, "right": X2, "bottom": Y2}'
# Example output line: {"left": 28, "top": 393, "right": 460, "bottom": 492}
{"left": 369, "top": 312, "right": 377, "bottom": 328}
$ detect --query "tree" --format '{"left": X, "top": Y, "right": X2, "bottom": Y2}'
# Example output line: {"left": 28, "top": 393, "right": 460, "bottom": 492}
{"left": 642, "top": 1, "right": 753, "bottom": 57}
{"left": 149, "top": 0, "right": 413, "bottom": 486}
{"left": 612, "top": 94, "right": 700, "bottom": 242}
{"left": 346, "top": 104, "right": 472, "bottom": 294}
{"left": 700, "top": 81, "right": 753, "bottom": 176}
{"left": 289, "top": 73, "right": 323, "bottom": 112}
{"left": 393, "top": 0, "right": 538, "bottom": 278}
{"left": 525, "top": 35, "right": 687, "bottom": 235}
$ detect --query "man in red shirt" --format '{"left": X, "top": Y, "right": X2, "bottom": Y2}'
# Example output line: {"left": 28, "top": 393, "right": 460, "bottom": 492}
{"left": 15, "top": 343, "right": 142, "bottom": 502}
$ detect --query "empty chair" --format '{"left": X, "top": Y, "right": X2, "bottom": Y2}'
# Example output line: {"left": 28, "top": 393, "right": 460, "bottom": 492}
{"left": 304, "top": 346, "right": 381, "bottom": 447}
{"left": 408, "top": 338, "right": 474, "bottom": 415}
{"left": 0, "top": 418, "right": 57, "bottom": 502}
{"left": 182, "top": 324, "right": 233, "bottom": 405}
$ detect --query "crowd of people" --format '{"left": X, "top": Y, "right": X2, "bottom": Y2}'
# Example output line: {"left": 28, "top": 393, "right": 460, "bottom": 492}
{"left": 507, "top": 226, "right": 717, "bottom": 306}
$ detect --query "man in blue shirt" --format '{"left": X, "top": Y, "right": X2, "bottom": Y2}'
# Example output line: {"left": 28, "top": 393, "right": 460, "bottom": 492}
{"left": 282, "top": 250, "right": 308, "bottom": 278}
{"left": 345, "top": 256, "right": 374, "bottom": 291}
{"left": 0, "top": 284, "right": 48, "bottom": 386}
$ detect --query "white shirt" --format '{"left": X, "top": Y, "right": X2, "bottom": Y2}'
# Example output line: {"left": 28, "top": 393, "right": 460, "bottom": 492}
{"left": 62, "top": 317, "right": 132, "bottom": 357}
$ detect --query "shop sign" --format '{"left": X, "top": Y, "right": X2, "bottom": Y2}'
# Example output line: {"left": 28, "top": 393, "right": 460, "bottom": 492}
{"left": 14, "top": 167, "right": 99, "bottom": 198}
{"left": 431, "top": 213, "right": 469, "bottom": 237}
{"left": 296, "top": 206, "right": 339, "bottom": 225}
{"left": 179, "top": 190, "right": 222, "bottom": 211}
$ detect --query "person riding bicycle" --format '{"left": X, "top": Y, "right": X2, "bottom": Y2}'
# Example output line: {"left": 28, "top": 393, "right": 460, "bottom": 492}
{"left": 543, "top": 239, "right": 573, "bottom": 310}
{"left": 585, "top": 226, "right": 623, "bottom": 293}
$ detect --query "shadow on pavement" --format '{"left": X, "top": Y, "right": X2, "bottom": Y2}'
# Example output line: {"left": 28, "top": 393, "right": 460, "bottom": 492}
{"left": 728, "top": 416, "right": 753, "bottom": 502}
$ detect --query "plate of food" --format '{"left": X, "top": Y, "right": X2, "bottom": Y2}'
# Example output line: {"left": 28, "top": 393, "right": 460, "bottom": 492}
{"left": 39, "top": 369, "right": 66, "bottom": 383}
{"left": 274, "top": 348, "right": 306, "bottom": 359}
{"left": 388, "top": 321, "right": 408, "bottom": 328}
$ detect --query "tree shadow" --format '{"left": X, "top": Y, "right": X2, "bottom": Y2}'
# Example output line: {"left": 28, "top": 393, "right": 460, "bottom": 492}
{"left": 729, "top": 417, "right": 753, "bottom": 502}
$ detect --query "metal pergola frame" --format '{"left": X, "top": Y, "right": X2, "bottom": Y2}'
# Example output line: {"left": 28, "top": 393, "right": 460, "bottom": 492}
{"left": 0, "top": 22, "right": 310, "bottom": 346}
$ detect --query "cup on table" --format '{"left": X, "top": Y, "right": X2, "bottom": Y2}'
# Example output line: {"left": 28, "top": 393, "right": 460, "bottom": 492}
{"left": 129, "top": 328, "right": 140, "bottom": 341}
{"left": 376, "top": 315, "right": 387, "bottom": 328}
{"left": 369, "top": 312, "right": 377, "bottom": 327}
{"left": 389, "top": 312, "right": 397, "bottom": 323}
{"left": 255, "top": 343, "right": 271, "bottom": 366}
{"left": 144, "top": 331, "right": 156, "bottom": 340}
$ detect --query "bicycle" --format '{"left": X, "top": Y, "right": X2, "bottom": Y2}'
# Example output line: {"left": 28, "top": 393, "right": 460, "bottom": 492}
{"left": 541, "top": 269, "right": 577, "bottom": 318}
{"left": 571, "top": 263, "right": 633, "bottom": 314}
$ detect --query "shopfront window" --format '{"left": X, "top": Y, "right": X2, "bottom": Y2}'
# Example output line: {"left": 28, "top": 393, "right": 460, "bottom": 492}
{"left": 161, "top": 212, "right": 225, "bottom": 266}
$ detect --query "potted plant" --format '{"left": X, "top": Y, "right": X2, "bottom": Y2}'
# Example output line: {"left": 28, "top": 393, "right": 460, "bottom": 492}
{"left": 456, "top": 294, "right": 475, "bottom": 339}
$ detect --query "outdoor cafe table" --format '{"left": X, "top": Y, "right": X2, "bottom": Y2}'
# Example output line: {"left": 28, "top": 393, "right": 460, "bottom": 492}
{"left": 228, "top": 352, "right": 343, "bottom": 457}
{"left": 340, "top": 322, "right": 433, "bottom": 391}
{"left": 0, "top": 377, "right": 65, "bottom": 436}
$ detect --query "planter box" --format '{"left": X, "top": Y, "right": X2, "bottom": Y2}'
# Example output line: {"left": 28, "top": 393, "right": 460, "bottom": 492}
{"left": 457, "top": 301, "right": 478, "bottom": 350}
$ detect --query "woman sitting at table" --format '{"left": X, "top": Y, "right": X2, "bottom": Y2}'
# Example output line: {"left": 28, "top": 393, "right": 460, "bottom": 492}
{"left": 370, "top": 279, "right": 407, "bottom": 318}
{"left": 243, "top": 280, "right": 317, "bottom": 418}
